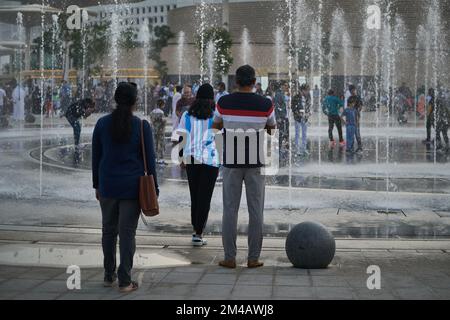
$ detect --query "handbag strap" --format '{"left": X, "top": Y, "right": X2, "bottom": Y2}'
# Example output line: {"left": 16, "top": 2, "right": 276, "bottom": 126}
{"left": 140, "top": 120, "right": 148, "bottom": 176}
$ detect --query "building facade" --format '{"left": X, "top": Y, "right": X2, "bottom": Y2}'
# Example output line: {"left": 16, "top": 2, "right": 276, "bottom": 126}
{"left": 162, "top": 0, "right": 450, "bottom": 89}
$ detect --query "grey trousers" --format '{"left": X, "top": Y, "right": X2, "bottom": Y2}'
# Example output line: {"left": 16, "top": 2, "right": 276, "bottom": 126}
{"left": 222, "top": 167, "right": 265, "bottom": 261}
{"left": 100, "top": 198, "right": 140, "bottom": 287}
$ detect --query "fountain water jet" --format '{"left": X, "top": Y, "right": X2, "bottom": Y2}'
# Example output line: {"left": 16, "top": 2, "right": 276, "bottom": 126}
{"left": 241, "top": 27, "right": 251, "bottom": 65}
{"left": 274, "top": 26, "right": 284, "bottom": 81}
{"left": 139, "top": 23, "right": 151, "bottom": 115}
{"left": 206, "top": 40, "right": 215, "bottom": 84}
{"left": 177, "top": 31, "right": 185, "bottom": 85}
{"left": 109, "top": 13, "right": 120, "bottom": 94}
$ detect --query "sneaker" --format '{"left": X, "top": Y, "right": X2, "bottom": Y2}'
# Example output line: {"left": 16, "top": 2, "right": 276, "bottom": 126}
{"left": 192, "top": 234, "right": 207, "bottom": 247}
{"left": 247, "top": 260, "right": 264, "bottom": 268}
{"left": 355, "top": 147, "right": 363, "bottom": 153}
{"left": 219, "top": 260, "right": 237, "bottom": 269}
{"left": 339, "top": 141, "right": 346, "bottom": 148}
{"left": 329, "top": 141, "right": 336, "bottom": 148}
{"left": 119, "top": 281, "right": 139, "bottom": 293}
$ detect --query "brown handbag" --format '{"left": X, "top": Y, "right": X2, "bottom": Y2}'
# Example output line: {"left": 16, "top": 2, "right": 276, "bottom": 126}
{"left": 139, "top": 120, "right": 159, "bottom": 216}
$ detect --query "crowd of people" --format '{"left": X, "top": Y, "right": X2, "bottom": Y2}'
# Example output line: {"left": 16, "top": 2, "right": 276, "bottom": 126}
{"left": 1, "top": 65, "right": 449, "bottom": 293}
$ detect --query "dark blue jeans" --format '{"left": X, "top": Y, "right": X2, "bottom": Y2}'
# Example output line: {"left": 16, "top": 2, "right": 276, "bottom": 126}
{"left": 346, "top": 125, "right": 356, "bottom": 152}
{"left": 99, "top": 198, "right": 140, "bottom": 287}
{"left": 67, "top": 117, "right": 81, "bottom": 146}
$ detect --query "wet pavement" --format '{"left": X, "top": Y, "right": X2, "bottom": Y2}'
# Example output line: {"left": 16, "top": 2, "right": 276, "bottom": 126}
{"left": 1, "top": 112, "right": 450, "bottom": 238}
{"left": 25, "top": 133, "right": 450, "bottom": 194}
{"left": 0, "top": 227, "right": 450, "bottom": 300}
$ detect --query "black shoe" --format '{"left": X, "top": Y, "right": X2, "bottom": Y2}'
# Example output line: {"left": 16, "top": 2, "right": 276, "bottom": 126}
{"left": 355, "top": 147, "right": 363, "bottom": 153}
{"left": 104, "top": 274, "right": 117, "bottom": 287}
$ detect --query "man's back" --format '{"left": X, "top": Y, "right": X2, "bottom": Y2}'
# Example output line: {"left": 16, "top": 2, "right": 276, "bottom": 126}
{"left": 215, "top": 92, "right": 275, "bottom": 168}
{"left": 323, "top": 95, "right": 343, "bottom": 116}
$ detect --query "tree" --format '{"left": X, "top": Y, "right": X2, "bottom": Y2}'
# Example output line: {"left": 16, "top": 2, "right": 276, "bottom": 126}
{"left": 119, "top": 27, "right": 140, "bottom": 52}
{"left": 195, "top": 27, "right": 233, "bottom": 79}
{"left": 32, "top": 16, "right": 110, "bottom": 71}
{"left": 149, "top": 25, "right": 175, "bottom": 81}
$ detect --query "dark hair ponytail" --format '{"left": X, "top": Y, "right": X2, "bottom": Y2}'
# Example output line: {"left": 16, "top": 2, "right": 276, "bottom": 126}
{"left": 111, "top": 82, "right": 137, "bottom": 143}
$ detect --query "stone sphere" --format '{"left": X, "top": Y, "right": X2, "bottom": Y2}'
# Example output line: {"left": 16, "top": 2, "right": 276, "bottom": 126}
{"left": 285, "top": 222, "right": 335, "bottom": 269}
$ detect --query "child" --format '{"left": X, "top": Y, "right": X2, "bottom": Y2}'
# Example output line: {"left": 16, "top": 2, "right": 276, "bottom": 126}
{"left": 323, "top": 89, "right": 345, "bottom": 147}
{"left": 150, "top": 99, "right": 167, "bottom": 164}
{"left": 435, "top": 97, "right": 450, "bottom": 152}
{"left": 342, "top": 96, "right": 358, "bottom": 153}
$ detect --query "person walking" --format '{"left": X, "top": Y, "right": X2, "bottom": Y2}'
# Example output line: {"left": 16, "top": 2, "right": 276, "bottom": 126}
{"left": 12, "top": 81, "right": 26, "bottom": 121}
{"left": 150, "top": 99, "right": 167, "bottom": 164}
{"left": 274, "top": 81, "right": 290, "bottom": 166}
{"left": 94, "top": 82, "right": 106, "bottom": 112}
{"left": 323, "top": 89, "right": 345, "bottom": 148}
{"left": 424, "top": 88, "right": 435, "bottom": 144}
{"left": 59, "top": 80, "right": 72, "bottom": 115}
{"left": 92, "top": 82, "right": 159, "bottom": 293}
{"left": 435, "top": 96, "right": 450, "bottom": 152}
{"left": 342, "top": 96, "right": 358, "bottom": 154}
{"left": 348, "top": 85, "right": 364, "bottom": 152}
{"left": 65, "top": 98, "right": 96, "bottom": 152}
{"left": 0, "top": 85, "right": 6, "bottom": 116}
{"left": 213, "top": 65, "right": 276, "bottom": 269}
{"left": 292, "top": 84, "right": 311, "bottom": 155}
{"left": 177, "top": 84, "right": 220, "bottom": 246}
{"left": 172, "top": 85, "right": 183, "bottom": 132}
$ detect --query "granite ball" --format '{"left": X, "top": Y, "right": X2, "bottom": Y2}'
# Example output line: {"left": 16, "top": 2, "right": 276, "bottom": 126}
{"left": 285, "top": 222, "right": 335, "bottom": 269}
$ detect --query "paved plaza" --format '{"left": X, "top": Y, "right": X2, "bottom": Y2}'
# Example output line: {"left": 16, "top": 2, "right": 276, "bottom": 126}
{"left": 0, "top": 227, "right": 450, "bottom": 300}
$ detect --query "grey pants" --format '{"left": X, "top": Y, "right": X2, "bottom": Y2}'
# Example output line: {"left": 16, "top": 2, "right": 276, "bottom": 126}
{"left": 222, "top": 167, "right": 265, "bottom": 261}
{"left": 100, "top": 198, "right": 140, "bottom": 287}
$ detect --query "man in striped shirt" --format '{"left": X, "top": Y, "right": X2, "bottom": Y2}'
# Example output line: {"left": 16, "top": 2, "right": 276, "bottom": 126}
{"left": 213, "top": 65, "right": 276, "bottom": 269}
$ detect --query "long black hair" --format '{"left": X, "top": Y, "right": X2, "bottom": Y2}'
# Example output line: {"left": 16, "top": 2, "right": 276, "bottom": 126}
{"left": 188, "top": 98, "right": 215, "bottom": 120}
{"left": 111, "top": 82, "right": 137, "bottom": 143}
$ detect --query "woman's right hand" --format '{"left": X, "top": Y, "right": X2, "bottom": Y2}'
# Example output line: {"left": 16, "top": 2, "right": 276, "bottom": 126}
{"left": 180, "top": 161, "right": 186, "bottom": 169}
{"left": 95, "top": 189, "right": 100, "bottom": 201}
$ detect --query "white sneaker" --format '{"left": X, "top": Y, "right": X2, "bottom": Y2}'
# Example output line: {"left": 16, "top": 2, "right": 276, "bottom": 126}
{"left": 192, "top": 235, "right": 207, "bottom": 247}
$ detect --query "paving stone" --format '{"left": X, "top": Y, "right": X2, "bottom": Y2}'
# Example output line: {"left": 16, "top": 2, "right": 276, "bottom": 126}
{"left": 199, "top": 274, "right": 237, "bottom": 285}
{"left": 31, "top": 280, "right": 69, "bottom": 293}
{"left": 57, "top": 293, "right": 106, "bottom": 300}
{"left": 147, "top": 283, "right": 194, "bottom": 296}
{"left": 236, "top": 274, "right": 274, "bottom": 286}
{"left": 160, "top": 271, "right": 203, "bottom": 284}
{"left": 382, "top": 276, "right": 426, "bottom": 289}
{"left": 430, "top": 288, "right": 450, "bottom": 300}
{"left": 0, "top": 279, "right": 45, "bottom": 292}
{"left": 191, "top": 284, "right": 234, "bottom": 299}
{"left": 13, "top": 293, "right": 60, "bottom": 300}
{"left": 239, "top": 267, "right": 275, "bottom": 275}
{"left": 231, "top": 285, "right": 272, "bottom": 299}
{"left": 311, "top": 276, "right": 349, "bottom": 287}
{"left": 314, "top": 287, "right": 355, "bottom": 300}
{"left": 173, "top": 267, "right": 207, "bottom": 273}
{"left": 394, "top": 288, "right": 437, "bottom": 300}
{"left": 352, "top": 288, "right": 398, "bottom": 300}
{"left": 273, "top": 286, "right": 315, "bottom": 299}
{"left": 16, "top": 268, "right": 65, "bottom": 280}
{"left": 275, "top": 267, "right": 309, "bottom": 276}
{"left": 274, "top": 275, "right": 311, "bottom": 286}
